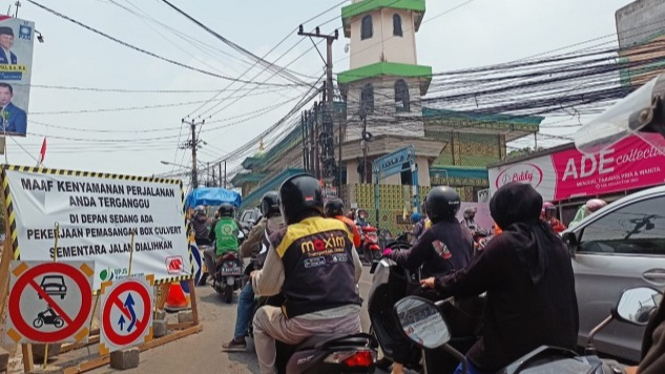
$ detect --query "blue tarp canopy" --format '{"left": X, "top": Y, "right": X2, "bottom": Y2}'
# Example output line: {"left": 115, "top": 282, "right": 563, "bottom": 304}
{"left": 185, "top": 187, "right": 242, "bottom": 209}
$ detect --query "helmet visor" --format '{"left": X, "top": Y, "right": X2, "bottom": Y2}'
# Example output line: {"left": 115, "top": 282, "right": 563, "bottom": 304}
{"left": 575, "top": 75, "right": 662, "bottom": 155}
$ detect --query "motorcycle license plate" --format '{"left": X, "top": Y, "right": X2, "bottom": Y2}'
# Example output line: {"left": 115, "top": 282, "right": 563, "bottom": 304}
{"left": 221, "top": 264, "right": 241, "bottom": 276}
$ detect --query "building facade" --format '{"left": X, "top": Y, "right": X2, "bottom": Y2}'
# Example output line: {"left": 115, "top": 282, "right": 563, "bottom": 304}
{"left": 233, "top": 0, "right": 543, "bottom": 233}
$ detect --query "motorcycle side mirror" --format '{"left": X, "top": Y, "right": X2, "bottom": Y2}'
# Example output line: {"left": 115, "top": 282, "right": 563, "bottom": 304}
{"left": 393, "top": 297, "right": 470, "bottom": 374}
{"left": 393, "top": 296, "right": 451, "bottom": 349}
{"left": 614, "top": 287, "right": 662, "bottom": 326}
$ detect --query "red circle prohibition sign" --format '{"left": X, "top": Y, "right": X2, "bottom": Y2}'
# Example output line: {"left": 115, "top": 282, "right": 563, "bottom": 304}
{"left": 102, "top": 280, "right": 151, "bottom": 347}
{"left": 9, "top": 263, "right": 93, "bottom": 343}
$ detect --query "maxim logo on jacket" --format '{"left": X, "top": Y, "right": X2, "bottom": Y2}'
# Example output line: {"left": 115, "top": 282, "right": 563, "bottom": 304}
{"left": 299, "top": 232, "right": 346, "bottom": 254}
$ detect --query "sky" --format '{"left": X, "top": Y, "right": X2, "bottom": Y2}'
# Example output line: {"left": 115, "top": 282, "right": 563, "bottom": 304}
{"left": 2, "top": 0, "right": 637, "bottom": 180}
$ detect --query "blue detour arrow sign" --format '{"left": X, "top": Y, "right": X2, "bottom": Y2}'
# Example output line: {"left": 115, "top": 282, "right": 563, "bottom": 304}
{"left": 124, "top": 293, "right": 137, "bottom": 332}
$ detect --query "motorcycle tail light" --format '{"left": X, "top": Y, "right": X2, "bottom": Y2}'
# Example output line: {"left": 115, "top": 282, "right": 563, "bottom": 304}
{"left": 223, "top": 253, "right": 237, "bottom": 261}
{"left": 323, "top": 350, "right": 375, "bottom": 367}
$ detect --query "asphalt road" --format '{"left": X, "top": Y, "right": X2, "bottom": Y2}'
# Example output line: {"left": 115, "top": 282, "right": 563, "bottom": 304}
{"left": 90, "top": 265, "right": 396, "bottom": 374}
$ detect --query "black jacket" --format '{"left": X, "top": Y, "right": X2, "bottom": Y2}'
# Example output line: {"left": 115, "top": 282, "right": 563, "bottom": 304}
{"left": 639, "top": 296, "right": 665, "bottom": 374}
{"left": 434, "top": 183, "right": 579, "bottom": 372}
{"left": 390, "top": 219, "right": 474, "bottom": 278}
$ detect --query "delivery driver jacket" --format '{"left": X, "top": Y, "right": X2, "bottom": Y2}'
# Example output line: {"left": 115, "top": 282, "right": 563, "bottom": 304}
{"left": 251, "top": 216, "right": 363, "bottom": 318}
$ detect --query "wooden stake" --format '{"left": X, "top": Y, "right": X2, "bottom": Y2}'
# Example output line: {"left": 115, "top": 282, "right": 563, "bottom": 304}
{"left": 43, "top": 222, "right": 60, "bottom": 369}
{"left": 21, "top": 344, "right": 33, "bottom": 373}
{"left": 128, "top": 230, "right": 135, "bottom": 276}
{"left": 188, "top": 278, "right": 199, "bottom": 325}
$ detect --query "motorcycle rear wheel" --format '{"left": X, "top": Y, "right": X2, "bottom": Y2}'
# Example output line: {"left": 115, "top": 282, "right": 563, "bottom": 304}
{"left": 224, "top": 284, "right": 233, "bottom": 304}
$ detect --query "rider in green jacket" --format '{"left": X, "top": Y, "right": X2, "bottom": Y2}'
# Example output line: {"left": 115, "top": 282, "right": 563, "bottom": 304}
{"left": 205, "top": 203, "right": 239, "bottom": 274}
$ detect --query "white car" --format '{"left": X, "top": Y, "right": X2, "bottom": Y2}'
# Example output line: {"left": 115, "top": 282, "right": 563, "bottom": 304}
{"left": 563, "top": 184, "right": 665, "bottom": 363}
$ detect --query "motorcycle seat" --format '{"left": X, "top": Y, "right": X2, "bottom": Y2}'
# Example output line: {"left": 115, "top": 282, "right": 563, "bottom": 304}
{"left": 295, "top": 333, "right": 375, "bottom": 350}
{"left": 295, "top": 334, "right": 341, "bottom": 350}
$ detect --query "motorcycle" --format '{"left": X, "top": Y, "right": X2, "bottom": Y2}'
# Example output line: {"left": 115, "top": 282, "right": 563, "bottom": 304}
{"left": 213, "top": 251, "right": 243, "bottom": 303}
{"left": 367, "top": 238, "right": 483, "bottom": 373}
{"left": 212, "top": 229, "right": 246, "bottom": 303}
{"left": 359, "top": 225, "right": 382, "bottom": 265}
{"left": 249, "top": 295, "right": 378, "bottom": 374}
{"left": 394, "top": 286, "right": 661, "bottom": 373}
{"left": 33, "top": 308, "right": 64, "bottom": 329}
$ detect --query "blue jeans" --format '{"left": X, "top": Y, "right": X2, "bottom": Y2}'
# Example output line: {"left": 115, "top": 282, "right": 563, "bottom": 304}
{"left": 454, "top": 359, "right": 490, "bottom": 374}
{"left": 234, "top": 283, "right": 255, "bottom": 339}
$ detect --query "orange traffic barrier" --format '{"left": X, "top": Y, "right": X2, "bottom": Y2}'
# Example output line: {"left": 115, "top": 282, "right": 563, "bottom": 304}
{"left": 164, "top": 282, "right": 190, "bottom": 313}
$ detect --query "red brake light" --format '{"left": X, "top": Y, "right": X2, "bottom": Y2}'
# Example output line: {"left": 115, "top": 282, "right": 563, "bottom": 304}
{"left": 342, "top": 351, "right": 373, "bottom": 367}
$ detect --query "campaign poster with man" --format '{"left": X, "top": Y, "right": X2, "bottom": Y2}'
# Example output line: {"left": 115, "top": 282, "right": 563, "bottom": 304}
{"left": 0, "top": 16, "right": 35, "bottom": 137}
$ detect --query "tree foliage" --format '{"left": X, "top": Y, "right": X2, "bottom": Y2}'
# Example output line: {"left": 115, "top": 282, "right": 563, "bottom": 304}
{"left": 507, "top": 146, "right": 545, "bottom": 159}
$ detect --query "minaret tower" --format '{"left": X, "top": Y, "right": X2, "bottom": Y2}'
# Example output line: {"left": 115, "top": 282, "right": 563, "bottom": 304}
{"left": 338, "top": 0, "right": 432, "bottom": 140}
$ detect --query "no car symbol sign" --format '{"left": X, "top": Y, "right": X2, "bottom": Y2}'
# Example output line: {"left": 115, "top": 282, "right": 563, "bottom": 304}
{"left": 4, "top": 261, "right": 94, "bottom": 344}
{"left": 99, "top": 275, "right": 154, "bottom": 354}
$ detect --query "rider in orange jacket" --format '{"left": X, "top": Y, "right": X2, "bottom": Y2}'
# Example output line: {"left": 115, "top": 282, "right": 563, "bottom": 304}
{"left": 325, "top": 198, "right": 362, "bottom": 249}
{"left": 542, "top": 202, "right": 567, "bottom": 233}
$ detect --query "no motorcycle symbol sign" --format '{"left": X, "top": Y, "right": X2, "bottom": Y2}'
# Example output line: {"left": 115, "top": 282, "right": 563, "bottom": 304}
{"left": 4, "top": 261, "right": 94, "bottom": 344}
{"left": 99, "top": 275, "right": 154, "bottom": 354}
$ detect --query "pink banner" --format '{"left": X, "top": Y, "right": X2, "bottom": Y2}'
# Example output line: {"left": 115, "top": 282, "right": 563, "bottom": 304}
{"left": 551, "top": 134, "right": 665, "bottom": 200}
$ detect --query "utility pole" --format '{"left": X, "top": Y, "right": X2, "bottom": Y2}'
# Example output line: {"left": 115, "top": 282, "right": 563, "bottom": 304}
{"left": 224, "top": 160, "right": 227, "bottom": 189}
{"left": 212, "top": 166, "right": 216, "bottom": 187}
{"left": 298, "top": 25, "right": 339, "bottom": 195}
{"left": 181, "top": 118, "right": 204, "bottom": 189}
{"left": 218, "top": 162, "right": 223, "bottom": 188}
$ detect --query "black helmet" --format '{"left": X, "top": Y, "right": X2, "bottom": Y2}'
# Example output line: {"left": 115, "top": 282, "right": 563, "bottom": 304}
{"left": 426, "top": 186, "right": 460, "bottom": 223}
{"left": 279, "top": 173, "right": 323, "bottom": 225}
{"left": 218, "top": 203, "right": 234, "bottom": 218}
{"left": 261, "top": 191, "right": 280, "bottom": 217}
{"left": 325, "top": 198, "right": 345, "bottom": 217}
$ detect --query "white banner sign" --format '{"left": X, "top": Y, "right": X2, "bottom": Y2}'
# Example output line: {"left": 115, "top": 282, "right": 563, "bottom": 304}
{"left": 4, "top": 167, "right": 191, "bottom": 290}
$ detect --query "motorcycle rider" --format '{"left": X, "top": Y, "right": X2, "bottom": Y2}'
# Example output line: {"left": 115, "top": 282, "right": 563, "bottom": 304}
{"left": 569, "top": 198, "right": 608, "bottom": 228}
{"left": 250, "top": 173, "right": 363, "bottom": 374}
{"left": 460, "top": 206, "right": 483, "bottom": 234}
{"left": 409, "top": 212, "right": 424, "bottom": 245}
{"left": 205, "top": 203, "right": 240, "bottom": 280}
{"left": 541, "top": 202, "right": 567, "bottom": 233}
{"left": 421, "top": 182, "right": 579, "bottom": 374}
{"left": 422, "top": 200, "right": 432, "bottom": 230}
{"left": 222, "top": 191, "right": 285, "bottom": 352}
{"left": 325, "top": 198, "right": 361, "bottom": 249}
{"left": 189, "top": 206, "right": 211, "bottom": 246}
{"left": 383, "top": 186, "right": 474, "bottom": 276}
{"left": 355, "top": 208, "right": 370, "bottom": 228}
{"left": 382, "top": 186, "right": 474, "bottom": 374}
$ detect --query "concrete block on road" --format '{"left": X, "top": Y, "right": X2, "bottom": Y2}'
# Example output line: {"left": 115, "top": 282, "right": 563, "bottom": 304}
{"left": 110, "top": 347, "right": 140, "bottom": 370}
{"left": 0, "top": 346, "right": 9, "bottom": 372}
{"left": 177, "top": 310, "right": 193, "bottom": 324}
{"left": 31, "top": 344, "right": 61, "bottom": 362}
{"left": 153, "top": 309, "right": 166, "bottom": 320}
{"left": 153, "top": 319, "right": 167, "bottom": 338}
{"left": 28, "top": 366, "right": 64, "bottom": 374}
